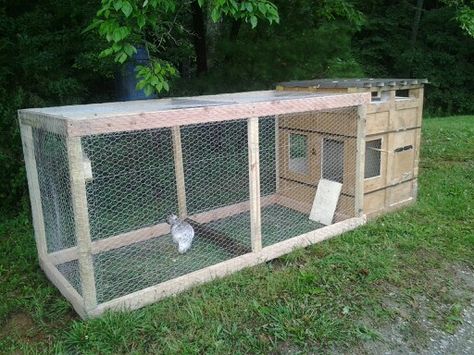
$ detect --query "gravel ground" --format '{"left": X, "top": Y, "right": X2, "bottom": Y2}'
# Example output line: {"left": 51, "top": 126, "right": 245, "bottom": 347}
{"left": 422, "top": 304, "right": 474, "bottom": 355}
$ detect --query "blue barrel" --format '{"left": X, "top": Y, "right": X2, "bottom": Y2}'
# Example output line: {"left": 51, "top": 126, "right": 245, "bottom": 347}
{"left": 116, "top": 46, "right": 157, "bottom": 100}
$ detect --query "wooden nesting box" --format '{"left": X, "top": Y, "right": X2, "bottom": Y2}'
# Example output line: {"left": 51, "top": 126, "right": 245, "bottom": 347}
{"left": 276, "top": 78, "right": 427, "bottom": 218}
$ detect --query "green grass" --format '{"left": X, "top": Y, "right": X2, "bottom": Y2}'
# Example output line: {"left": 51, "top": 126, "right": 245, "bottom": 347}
{"left": 0, "top": 116, "right": 473, "bottom": 353}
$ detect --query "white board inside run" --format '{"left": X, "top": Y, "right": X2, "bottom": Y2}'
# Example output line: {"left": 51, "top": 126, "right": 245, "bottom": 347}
{"left": 309, "top": 179, "right": 343, "bottom": 225}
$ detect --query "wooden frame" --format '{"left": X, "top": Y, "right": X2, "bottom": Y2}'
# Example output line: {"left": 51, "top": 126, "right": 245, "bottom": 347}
{"left": 20, "top": 123, "right": 48, "bottom": 259}
{"left": 89, "top": 215, "right": 366, "bottom": 317}
{"left": 19, "top": 89, "right": 371, "bottom": 319}
{"left": 19, "top": 91, "right": 370, "bottom": 137}
{"left": 66, "top": 136, "right": 97, "bottom": 311}
{"left": 277, "top": 80, "right": 426, "bottom": 219}
{"left": 171, "top": 126, "right": 187, "bottom": 219}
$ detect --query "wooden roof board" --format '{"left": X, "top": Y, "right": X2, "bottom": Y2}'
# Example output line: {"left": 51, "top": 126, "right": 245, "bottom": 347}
{"left": 278, "top": 78, "right": 428, "bottom": 89}
{"left": 18, "top": 90, "right": 371, "bottom": 137}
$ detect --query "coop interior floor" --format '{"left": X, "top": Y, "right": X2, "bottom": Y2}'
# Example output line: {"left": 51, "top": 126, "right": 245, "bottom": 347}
{"left": 58, "top": 204, "right": 324, "bottom": 304}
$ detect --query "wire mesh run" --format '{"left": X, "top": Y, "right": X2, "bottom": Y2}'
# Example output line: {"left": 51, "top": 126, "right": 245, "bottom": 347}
{"left": 33, "top": 128, "right": 75, "bottom": 253}
{"left": 23, "top": 91, "right": 367, "bottom": 315}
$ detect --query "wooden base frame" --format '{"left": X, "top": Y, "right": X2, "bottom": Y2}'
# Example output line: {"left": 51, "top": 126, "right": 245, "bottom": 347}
{"left": 88, "top": 216, "right": 365, "bottom": 317}
{"left": 42, "top": 194, "right": 365, "bottom": 319}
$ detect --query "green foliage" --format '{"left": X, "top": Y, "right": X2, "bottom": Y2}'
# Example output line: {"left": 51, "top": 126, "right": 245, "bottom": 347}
{"left": 0, "top": 1, "right": 115, "bottom": 215}
{"left": 203, "top": 0, "right": 280, "bottom": 26}
{"left": 88, "top": 0, "right": 280, "bottom": 96}
{"left": 168, "top": 0, "right": 365, "bottom": 96}
{"left": 441, "top": 0, "right": 474, "bottom": 37}
{"left": 353, "top": 0, "right": 474, "bottom": 115}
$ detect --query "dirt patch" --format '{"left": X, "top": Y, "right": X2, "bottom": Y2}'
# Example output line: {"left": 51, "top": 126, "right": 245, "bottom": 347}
{"left": 0, "top": 312, "right": 47, "bottom": 344}
{"left": 345, "top": 264, "right": 474, "bottom": 354}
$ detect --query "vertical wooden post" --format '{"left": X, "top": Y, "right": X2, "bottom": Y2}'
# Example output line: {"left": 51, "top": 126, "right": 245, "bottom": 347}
{"left": 171, "top": 126, "right": 187, "bottom": 219}
{"left": 67, "top": 137, "right": 97, "bottom": 312}
{"left": 411, "top": 87, "right": 424, "bottom": 180}
{"left": 20, "top": 123, "right": 48, "bottom": 260}
{"left": 355, "top": 105, "right": 367, "bottom": 217}
{"left": 274, "top": 116, "right": 280, "bottom": 193}
{"left": 248, "top": 117, "right": 262, "bottom": 252}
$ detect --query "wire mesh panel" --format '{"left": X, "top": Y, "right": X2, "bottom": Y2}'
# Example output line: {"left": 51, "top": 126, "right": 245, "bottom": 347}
{"left": 21, "top": 90, "right": 370, "bottom": 317}
{"left": 259, "top": 107, "right": 359, "bottom": 247}
{"left": 33, "top": 128, "right": 75, "bottom": 253}
{"left": 82, "top": 128, "right": 177, "bottom": 240}
{"left": 75, "top": 120, "right": 257, "bottom": 303}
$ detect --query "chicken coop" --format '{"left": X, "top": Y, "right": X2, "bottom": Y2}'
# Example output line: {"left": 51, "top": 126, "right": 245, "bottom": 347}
{"left": 277, "top": 78, "right": 427, "bottom": 217}
{"left": 19, "top": 90, "right": 372, "bottom": 318}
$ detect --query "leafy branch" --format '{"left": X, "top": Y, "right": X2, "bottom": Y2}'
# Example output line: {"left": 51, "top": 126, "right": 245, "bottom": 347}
{"left": 86, "top": 0, "right": 280, "bottom": 96}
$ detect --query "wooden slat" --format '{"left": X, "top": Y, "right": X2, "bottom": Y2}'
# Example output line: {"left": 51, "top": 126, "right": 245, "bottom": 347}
{"left": 89, "top": 216, "right": 366, "bottom": 317}
{"left": 171, "top": 126, "right": 187, "bottom": 218}
{"left": 49, "top": 222, "right": 170, "bottom": 265}
{"left": 190, "top": 194, "right": 277, "bottom": 224}
{"left": 19, "top": 112, "right": 68, "bottom": 136}
{"left": 39, "top": 257, "right": 87, "bottom": 319}
{"left": 355, "top": 105, "right": 367, "bottom": 217}
{"left": 187, "top": 220, "right": 251, "bottom": 256}
{"left": 50, "top": 196, "right": 278, "bottom": 265}
{"left": 248, "top": 117, "right": 262, "bottom": 252}
{"left": 66, "top": 137, "right": 97, "bottom": 311}
{"left": 20, "top": 123, "right": 48, "bottom": 259}
{"left": 48, "top": 93, "right": 371, "bottom": 137}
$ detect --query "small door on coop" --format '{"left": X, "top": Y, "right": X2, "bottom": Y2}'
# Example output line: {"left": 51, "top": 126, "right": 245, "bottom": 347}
{"left": 320, "top": 136, "right": 356, "bottom": 195}
{"left": 279, "top": 129, "right": 319, "bottom": 185}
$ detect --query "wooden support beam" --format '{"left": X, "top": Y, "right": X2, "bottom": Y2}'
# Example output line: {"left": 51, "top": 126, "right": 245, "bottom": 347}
{"left": 355, "top": 105, "right": 367, "bottom": 217}
{"left": 66, "top": 137, "right": 97, "bottom": 311}
{"left": 190, "top": 194, "right": 277, "bottom": 224}
{"left": 171, "top": 126, "right": 187, "bottom": 219}
{"left": 20, "top": 123, "right": 48, "bottom": 259}
{"left": 49, "top": 195, "right": 278, "bottom": 265}
{"left": 187, "top": 220, "right": 251, "bottom": 256}
{"left": 275, "top": 116, "right": 280, "bottom": 192}
{"left": 49, "top": 222, "right": 170, "bottom": 265}
{"left": 39, "top": 257, "right": 87, "bottom": 319}
{"left": 248, "top": 117, "right": 262, "bottom": 252}
{"left": 19, "top": 92, "right": 370, "bottom": 137}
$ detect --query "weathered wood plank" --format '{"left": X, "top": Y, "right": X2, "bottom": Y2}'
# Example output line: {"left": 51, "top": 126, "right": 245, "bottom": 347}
{"left": 248, "top": 117, "right": 262, "bottom": 252}
{"left": 66, "top": 137, "right": 97, "bottom": 311}
{"left": 20, "top": 123, "right": 48, "bottom": 259}
{"left": 89, "top": 216, "right": 366, "bottom": 318}
{"left": 171, "top": 126, "right": 187, "bottom": 219}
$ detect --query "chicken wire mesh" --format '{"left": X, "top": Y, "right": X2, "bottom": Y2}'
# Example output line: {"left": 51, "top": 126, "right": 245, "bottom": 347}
{"left": 33, "top": 128, "right": 75, "bottom": 253}
{"left": 32, "top": 100, "right": 362, "bottom": 306}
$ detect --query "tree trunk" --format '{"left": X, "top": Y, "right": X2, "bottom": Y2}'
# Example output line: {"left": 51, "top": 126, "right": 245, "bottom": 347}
{"left": 411, "top": 0, "right": 424, "bottom": 48}
{"left": 229, "top": 19, "right": 242, "bottom": 41}
{"left": 408, "top": 0, "right": 424, "bottom": 76}
{"left": 191, "top": 0, "right": 208, "bottom": 74}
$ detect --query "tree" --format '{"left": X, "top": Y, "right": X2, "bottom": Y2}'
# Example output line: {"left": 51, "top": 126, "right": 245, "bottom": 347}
{"left": 441, "top": 0, "right": 474, "bottom": 37}
{"left": 87, "top": 0, "right": 280, "bottom": 95}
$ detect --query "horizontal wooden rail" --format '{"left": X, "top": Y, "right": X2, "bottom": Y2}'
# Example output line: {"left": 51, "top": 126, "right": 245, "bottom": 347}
{"left": 89, "top": 216, "right": 366, "bottom": 318}
{"left": 49, "top": 195, "right": 278, "bottom": 265}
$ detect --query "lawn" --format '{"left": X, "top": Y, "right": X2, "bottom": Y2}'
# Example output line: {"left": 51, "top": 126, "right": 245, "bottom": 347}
{"left": 0, "top": 115, "right": 473, "bottom": 353}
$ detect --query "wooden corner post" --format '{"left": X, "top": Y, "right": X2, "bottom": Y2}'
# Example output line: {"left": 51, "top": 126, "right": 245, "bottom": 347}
{"left": 355, "top": 105, "right": 367, "bottom": 217}
{"left": 66, "top": 136, "right": 97, "bottom": 313}
{"left": 171, "top": 126, "right": 187, "bottom": 219}
{"left": 248, "top": 117, "right": 262, "bottom": 252}
{"left": 20, "top": 122, "right": 48, "bottom": 260}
